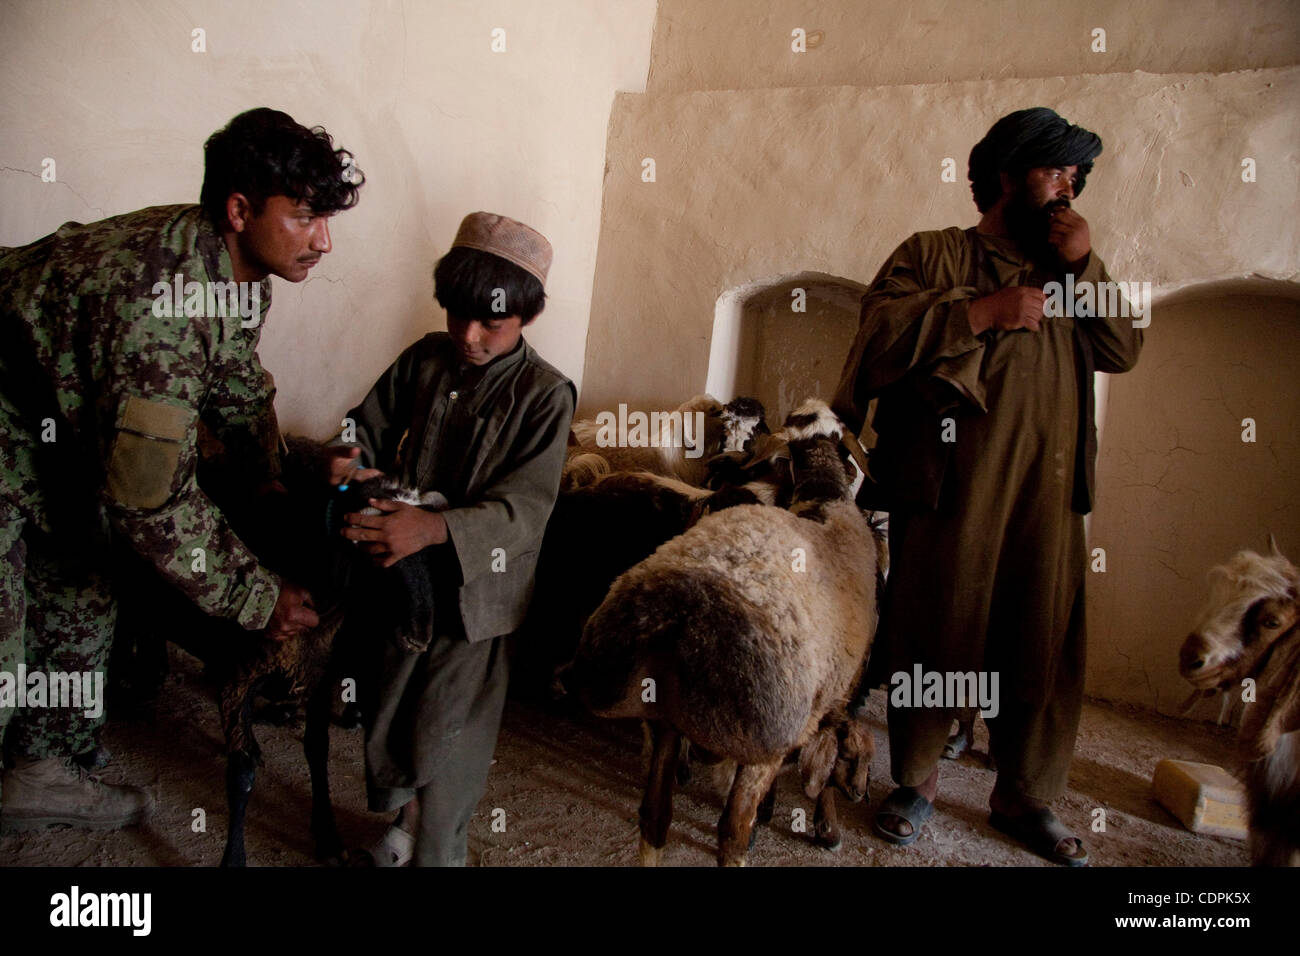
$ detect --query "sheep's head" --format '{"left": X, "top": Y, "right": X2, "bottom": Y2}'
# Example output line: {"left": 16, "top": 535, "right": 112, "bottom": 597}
{"left": 719, "top": 396, "right": 768, "bottom": 454}
{"left": 780, "top": 398, "right": 844, "bottom": 443}
{"left": 830, "top": 715, "right": 873, "bottom": 803}
{"left": 798, "top": 714, "right": 874, "bottom": 803}
{"left": 672, "top": 394, "right": 727, "bottom": 464}
{"left": 1179, "top": 540, "right": 1299, "bottom": 693}
{"left": 781, "top": 402, "right": 860, "bottom": 518}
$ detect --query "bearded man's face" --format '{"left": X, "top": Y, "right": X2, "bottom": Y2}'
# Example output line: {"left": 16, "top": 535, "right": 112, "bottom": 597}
{"left": 1004, "top": 165, "right": 1079, "bottom": 262}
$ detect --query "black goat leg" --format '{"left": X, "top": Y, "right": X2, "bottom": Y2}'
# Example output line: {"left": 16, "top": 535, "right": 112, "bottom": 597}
{"left": 219, "top": 688, "right": 258, "bottom": 867}
{"left": 305, "top": 675, "right": 347, "bottom": 866}
{"left": 220, "top": 748, "right": 256, "bottom": 867}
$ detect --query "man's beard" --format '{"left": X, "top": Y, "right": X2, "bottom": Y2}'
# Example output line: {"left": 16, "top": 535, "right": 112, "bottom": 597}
{"left": 1004, "top": 187, "right": 1070, "bottom": 277}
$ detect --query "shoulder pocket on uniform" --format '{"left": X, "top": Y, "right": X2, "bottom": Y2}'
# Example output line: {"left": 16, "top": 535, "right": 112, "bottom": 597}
{"left": 105, "top": 395, "right": 195, "bottom": 509}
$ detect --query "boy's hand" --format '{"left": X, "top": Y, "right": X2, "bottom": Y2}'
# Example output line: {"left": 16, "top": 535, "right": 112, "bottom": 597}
{"left": 343, "top": 499, "right": 449, "bottom": 567}
{"left": 329, "top": 446, "right": 383, "bottom": 486}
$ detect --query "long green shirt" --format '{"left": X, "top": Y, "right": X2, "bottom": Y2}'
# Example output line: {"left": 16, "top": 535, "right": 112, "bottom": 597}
{"left": 0, "top": 204, "right": 281, "bottom": 629}
{"left": 342, "top": 332, "right": 575, "bottom": 643}
{"left": 834, "top": 226, "right": 1144, "bottom": 796}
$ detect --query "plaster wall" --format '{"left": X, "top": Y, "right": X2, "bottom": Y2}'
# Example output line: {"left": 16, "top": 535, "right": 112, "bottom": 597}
{"left": 647, "top": 0, "right": 1300, "bottom": 93}
{"left": 583, "top": 68, "right": 1299, "bottom": 416}
{"left": 720, "top": 277, "right": 864, "bottom": 424}
{"left": 1089, "top": 287, "right": 1300, "bottom": 713}
{"left": 583, "top": 58, "right": 1297, "bottom": 710}
{"left": 0, "top": 0, "right": 657, "bottom": 436}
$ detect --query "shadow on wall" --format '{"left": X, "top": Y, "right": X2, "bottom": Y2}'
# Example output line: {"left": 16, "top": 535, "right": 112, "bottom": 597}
{"left": 706, "top": 272, "right": 867, "bottom": 422}
{"left": 1087, "top": 278, "right": 1300, "bottom": 716}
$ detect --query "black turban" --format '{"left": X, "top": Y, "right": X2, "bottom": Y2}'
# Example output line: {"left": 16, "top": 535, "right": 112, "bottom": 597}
{"left": 968, "top": 107, "right": 1103, "bottom": 212}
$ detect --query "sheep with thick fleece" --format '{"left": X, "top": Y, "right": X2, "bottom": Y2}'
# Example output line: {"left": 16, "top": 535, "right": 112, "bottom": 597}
{"left": 567, "top": 400, "right": 879, "bottom": 866}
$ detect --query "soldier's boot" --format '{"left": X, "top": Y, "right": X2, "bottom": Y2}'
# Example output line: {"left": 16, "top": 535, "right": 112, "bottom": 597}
{"left": 0, "top": 756, "right": 153, "bottom": 831}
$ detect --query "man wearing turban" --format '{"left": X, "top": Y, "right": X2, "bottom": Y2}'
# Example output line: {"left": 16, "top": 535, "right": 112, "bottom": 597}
{"left": 834, "top": 108, "right": 1143, "bottom": 865}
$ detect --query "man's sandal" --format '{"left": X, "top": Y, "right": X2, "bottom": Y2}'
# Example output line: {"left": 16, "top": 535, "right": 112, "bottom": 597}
{"left": 873, "top": 786, "right": 934, "bottom": 846}
{"left": 989, "top": 807, "right": 1089, "bottom": 867}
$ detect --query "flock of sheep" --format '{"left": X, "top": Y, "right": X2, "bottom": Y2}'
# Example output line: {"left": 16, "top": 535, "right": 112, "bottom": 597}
{"left": 553, "top": 396, "right": 884, "bottom": 866}
{"left": 120, "top": 393, "right": 1296, "bottom": 867}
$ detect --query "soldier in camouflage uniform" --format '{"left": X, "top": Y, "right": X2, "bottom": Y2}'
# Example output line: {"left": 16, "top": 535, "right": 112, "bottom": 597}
{"left": 0, "top": 108, "right": 363, "bottom": 831}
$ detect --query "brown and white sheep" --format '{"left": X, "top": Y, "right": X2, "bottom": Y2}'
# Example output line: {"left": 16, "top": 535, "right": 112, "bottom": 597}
{"left": 564, "top": 400, "right": 880, "bottom": 866}
{"left": 1179, "top": 539, "right": 1300, "bottom": 866}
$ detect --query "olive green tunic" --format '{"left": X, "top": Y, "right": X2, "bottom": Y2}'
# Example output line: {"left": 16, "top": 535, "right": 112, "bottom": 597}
{"left": 339, "top": 332, "right": 574, "bottom": 864}
{"left": 835, "top": 227, "right": 1142, "bottom": 799}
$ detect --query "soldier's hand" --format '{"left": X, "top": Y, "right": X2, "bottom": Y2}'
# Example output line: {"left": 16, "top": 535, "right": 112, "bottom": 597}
{"left": 266, "top": 582, "right": 319, "bottom": 641}
{"left": 968, "top": 286, "right": 1046, "bottom": 334}
{"left": 329, "top": 447, "right": 382, "bottom": 486}
{"left": 1047, "top": 206, "right": 1091, "bottom": 269}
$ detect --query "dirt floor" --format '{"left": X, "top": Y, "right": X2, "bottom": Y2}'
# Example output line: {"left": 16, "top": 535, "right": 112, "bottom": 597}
{"left": 0, "top": 643, "right": 1250, "bottom": 867}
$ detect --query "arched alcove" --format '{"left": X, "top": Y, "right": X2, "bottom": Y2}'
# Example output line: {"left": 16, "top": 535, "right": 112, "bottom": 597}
{"left": 1086, "top": 278, "right": 1300, "bottom": 714}
{"left": 705, "top": 272, "right": 867, "bottom": 424}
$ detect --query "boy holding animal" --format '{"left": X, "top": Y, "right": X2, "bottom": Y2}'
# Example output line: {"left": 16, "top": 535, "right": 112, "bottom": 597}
{"left": 329, "top": 212, "right": 574, "bottom": 866}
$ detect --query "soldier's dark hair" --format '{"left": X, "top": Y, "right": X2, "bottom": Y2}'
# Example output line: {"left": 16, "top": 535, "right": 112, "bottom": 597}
{"left": 201, "top": 108, "right": 364, "bottom": 227}
{"left": 433, "top": 247, "right": 547, "bottom": 324}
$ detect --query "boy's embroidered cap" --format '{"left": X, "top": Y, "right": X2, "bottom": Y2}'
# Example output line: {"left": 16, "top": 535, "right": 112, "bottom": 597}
{"left": 451, "top": 212, "right": 552, "bottom": 285}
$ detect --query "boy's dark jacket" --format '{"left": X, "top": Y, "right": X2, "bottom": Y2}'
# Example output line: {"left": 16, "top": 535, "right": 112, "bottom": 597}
{"left": 341, "top": 331, "right": 575, "bottom": 643}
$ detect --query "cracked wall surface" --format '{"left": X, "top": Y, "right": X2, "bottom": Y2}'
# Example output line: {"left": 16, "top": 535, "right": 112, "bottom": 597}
{"left": 0, "top": 0, "right": 658, "bottom": 436}
{"left": 646, "top": 0, "right": 1300, "bottom": 92}
{"left": 1088, "top": 288, "right": 1300, "bottom": 712}
{"left": 583, "top": 68, "right": 1299, "bottom": 415}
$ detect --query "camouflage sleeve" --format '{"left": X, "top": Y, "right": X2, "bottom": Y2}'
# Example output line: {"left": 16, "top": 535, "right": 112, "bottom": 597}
{"left": 100, "top": 304, "right": 280, "bottom": 630}
{"left": 200, "top": 348, "right": 282, "bottom": 490}
{"left": 332, "top": 340, "right": 421, "bottom": 473}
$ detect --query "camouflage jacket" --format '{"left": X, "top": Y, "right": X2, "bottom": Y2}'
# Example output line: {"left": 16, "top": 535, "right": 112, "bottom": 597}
{"left": 340, "top": 333, "right": 576, "bottom": 643}
{"left": 0, "top": 204, "right": 281, "bottom": 629}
